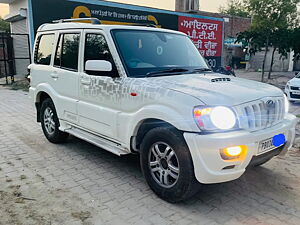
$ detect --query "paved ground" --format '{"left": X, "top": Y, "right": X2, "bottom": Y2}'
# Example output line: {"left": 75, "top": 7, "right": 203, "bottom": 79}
{"left": 0, "top": 85, "right": 300, "bottom": 225}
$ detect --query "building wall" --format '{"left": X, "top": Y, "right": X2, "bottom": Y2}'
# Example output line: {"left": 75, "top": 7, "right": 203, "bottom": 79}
{"left": 249, "top": 48, "right": 290, "bottom": 72}
{"left": 9, "top": 0, "right": 28, "bottom": 15}
{"left": 193, "top": 11, "right": 251, "bottom": 38}
{"left": 223, "top": 16, "right": 251, "bottom": 38}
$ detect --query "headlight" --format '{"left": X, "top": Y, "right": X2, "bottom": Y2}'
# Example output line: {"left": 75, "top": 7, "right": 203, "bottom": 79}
{"left": 284, "top": 94, "right": 289, "bottom": 113}
{"left": 193, "top": 106, "right": 237, "bottom": 131}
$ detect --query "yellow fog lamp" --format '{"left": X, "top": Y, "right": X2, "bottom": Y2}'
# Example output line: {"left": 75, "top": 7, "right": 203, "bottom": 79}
{"left": 220, "top": 145, "right": 248, "bottom": 160}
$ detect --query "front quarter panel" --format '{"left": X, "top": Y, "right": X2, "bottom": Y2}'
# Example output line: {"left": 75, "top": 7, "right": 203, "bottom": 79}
{"left": 117, "top": 78, "right": 203, "bottom": 146}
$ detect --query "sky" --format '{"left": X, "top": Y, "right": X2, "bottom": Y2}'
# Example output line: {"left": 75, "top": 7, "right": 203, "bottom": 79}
{"left": 0, "top": 0, "right": 227, "bottom": 18}
{"left": 0, "top": 4, "right": 9, "bottom": 17}
{"left": 201, "top": 0, "right": 227, "bottom": 12}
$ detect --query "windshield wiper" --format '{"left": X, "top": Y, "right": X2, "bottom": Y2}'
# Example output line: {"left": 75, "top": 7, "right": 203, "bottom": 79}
{"left": 192, "top": 68, "right": 212, "bottom": 73}
{"left": 146, "top": 68, "right": 189, "bottom": 77}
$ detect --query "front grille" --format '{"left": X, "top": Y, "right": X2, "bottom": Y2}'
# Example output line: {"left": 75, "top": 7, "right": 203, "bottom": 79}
{"left": 234, "top": 97, "right": 285, "bottom": 131}
{"left": 290, "top": 86, "right": 300, "bottom": 90}
{"left": 290, "top": 92, "right": 300, "bottom": 99}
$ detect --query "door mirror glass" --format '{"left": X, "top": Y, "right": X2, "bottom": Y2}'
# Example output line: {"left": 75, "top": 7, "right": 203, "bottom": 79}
{"left": 85, "top": 60, "right": 112, "bottom": 72}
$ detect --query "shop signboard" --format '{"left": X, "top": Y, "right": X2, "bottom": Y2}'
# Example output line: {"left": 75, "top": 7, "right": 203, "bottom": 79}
{"left": 178, "top": 16, "right": 223, "bottom": 68}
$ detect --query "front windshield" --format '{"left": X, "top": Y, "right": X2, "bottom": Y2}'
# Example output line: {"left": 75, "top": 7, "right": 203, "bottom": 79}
{"left": 111, "top": 29, "right": 209, "bottom": 77}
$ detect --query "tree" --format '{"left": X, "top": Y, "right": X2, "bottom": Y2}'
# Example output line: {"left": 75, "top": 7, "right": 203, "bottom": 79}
{"left": 289, "top": 28, "right": 300, "bottom": 63}
{"left": 267, "top": 29, "right": 292, "bottom": 79}
{"left": 219, "top": 0, "right": 250, "bottom": 17}
{"left": 0, "top": 17, "right": 10, "bottom": 32}
{"left": 237, "top": 0, "right": 300, "bottom": 82}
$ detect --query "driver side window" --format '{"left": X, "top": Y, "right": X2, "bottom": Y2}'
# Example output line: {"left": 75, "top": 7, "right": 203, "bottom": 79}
{"left": 84, "top": 33, "right": 118, "bottom": 77}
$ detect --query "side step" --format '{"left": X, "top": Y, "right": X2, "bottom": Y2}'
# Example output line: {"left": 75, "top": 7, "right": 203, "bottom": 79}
{"left": 65, "top": 126, "right": 130, "bottom": 156}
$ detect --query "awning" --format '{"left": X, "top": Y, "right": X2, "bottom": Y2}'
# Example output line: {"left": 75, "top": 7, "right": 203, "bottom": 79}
{"left": 4, "top": 8, "right": 27, "bottom": 22}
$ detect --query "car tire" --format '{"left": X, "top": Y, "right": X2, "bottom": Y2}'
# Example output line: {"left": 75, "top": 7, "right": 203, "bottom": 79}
{"left": 140, "top": 126, "right": 201, "bottom": 203}
{"left": 40, "top": 98, "right": 69, "bottom": 143}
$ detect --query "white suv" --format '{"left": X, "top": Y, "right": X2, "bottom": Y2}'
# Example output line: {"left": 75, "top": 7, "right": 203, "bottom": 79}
{"left": 285, "top": 72, "right": 300, "bottom": 102}
{"left": 29, "top": 19, "right": 297, "bottom": 202}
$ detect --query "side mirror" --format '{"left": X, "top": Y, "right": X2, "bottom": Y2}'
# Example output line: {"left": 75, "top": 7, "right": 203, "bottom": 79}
{"left": 85, "top": 60, "right": 112, "bottom": 72}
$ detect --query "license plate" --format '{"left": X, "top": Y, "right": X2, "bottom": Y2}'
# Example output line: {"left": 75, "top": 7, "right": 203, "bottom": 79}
{"left": 258, "top": 134, "right": 286, "bottom": 154}
{"left": 292, "top": 91, "right": 300, "bottom": 95}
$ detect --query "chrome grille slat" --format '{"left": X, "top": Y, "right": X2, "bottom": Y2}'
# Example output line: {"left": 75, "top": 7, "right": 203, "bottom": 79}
{"left": 280, "top": 99, "right": 285, "bottom": 120}
{"left": 259, "top": 102, "right": 266, "bottom": 127}
{"left": 235, "top": 97, "right": 284, "bottom": 131}
{"left": 245, "top": 106, "right": 255, "bottom": 129}
{"left": 236, "top": 107, "right": 249, "bottom": 129}
{"left": 275, "top": 99, "right": 280, "bottom": 121}
{"left": 253, "top": 104, "right": 261, "bottom": 127}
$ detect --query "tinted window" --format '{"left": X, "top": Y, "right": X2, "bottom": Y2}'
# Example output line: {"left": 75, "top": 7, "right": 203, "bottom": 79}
{"left": 54, "top": 33, "right": 80, "bottom": 71}
{"left": 35, "top": 34, "right": 55, "bottom": 65}
{"left": 84, "top": 33, "right": 118, "bottom": 77}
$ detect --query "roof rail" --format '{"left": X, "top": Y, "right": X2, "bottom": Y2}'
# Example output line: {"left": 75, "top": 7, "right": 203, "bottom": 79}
{"left": 129, "top": 23, "right": 157, "bottom": 28}
{"left": 52, "top": 18, "right": 101, "bottom": 24}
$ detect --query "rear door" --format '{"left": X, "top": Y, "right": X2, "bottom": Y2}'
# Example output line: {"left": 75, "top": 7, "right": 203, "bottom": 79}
{"left": 51, "top": 30, "right": 82, "bottom": 124}
{"left": 31, "top": 32, "right": 56, "bottom": 99}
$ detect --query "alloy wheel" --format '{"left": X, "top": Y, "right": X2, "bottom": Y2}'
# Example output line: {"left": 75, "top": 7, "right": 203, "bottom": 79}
{"left": 148, "top": 142, "right": 180, "bottom": 188}
{"left": 43, "top": 107, "right": 55, "bottom": 135}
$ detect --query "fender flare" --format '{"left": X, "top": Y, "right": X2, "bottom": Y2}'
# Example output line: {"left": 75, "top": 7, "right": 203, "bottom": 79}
{"left": 34, "top": 83, "right": 63, "bottom": 119}
{"left": 118, "top": 104, "right": 198, "bottom": 148}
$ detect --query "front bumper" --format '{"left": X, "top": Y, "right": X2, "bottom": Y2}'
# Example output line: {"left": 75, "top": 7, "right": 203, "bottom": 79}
{"left": 285, "top": 89, "right": 300, "bottom": 101}
{"left": 184, "top": 113, "right": 297, "bottom": 184}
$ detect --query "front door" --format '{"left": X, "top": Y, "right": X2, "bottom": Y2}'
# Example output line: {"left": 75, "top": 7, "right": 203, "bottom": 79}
{"left": 78, "top": 30, "right": 122, "bottom": 139}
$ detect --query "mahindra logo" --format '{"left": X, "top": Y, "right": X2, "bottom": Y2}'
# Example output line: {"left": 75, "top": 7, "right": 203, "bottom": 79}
{"left": 266, "top": 100, "right": 275, "bottom": 109}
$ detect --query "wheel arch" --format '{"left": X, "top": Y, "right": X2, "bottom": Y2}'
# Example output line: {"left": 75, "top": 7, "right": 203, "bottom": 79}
{"left": 35, "top": 91, "right": 52, "bottom": 122}
{"left": 131, "top": 118, "right": 181, "bottom": 152}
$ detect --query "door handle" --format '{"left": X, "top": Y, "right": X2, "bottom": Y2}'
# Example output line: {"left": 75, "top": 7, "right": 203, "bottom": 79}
{"left": 50, "top": 72, "right": 58, "bottom": 79}
{"left": 80, "top": 78, "right": 91, "bottom": 85}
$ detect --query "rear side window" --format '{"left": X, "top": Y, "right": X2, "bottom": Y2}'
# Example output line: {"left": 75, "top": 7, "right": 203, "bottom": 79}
{"left": 54, "top": 33, "right": 80, "bottom": 71}
{"left": 34, "top": 34, "right": 55, "bottom": 65}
